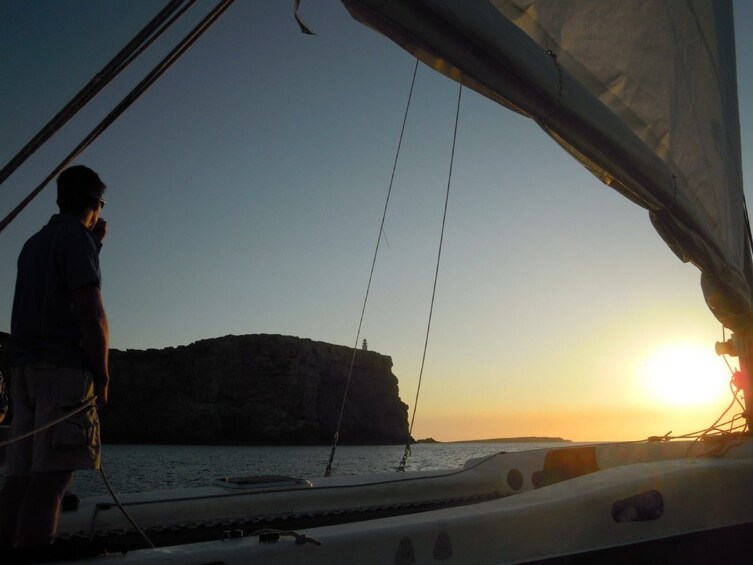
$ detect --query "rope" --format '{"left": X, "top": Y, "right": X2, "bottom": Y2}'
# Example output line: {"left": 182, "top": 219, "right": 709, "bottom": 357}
{"left": 0, "top": 395, "right": 157, "bottom": 545}
{"left": 0, "top": 0, "right": 235, "bottom": 236}
{"left": 0, "top": 0, "right": 194, "bottom": 188}
{"left": 0, "top": 397, "right": 96, "bottom": 447}
{"left": 398, "top": 82, "right": 463, "bottom": 472}
{"left": 683, "top": 376, "right": 748, "bottom": 458}
{"left": 632, "top": 329, "right": 749, "bottom": 458}
{"left": 0, "top": 396, "right": 156, "bottom": 548}
{"left": 324, "top": 59, "right": 420, "bottom": 477}
{"left": 98, "top": 466, "right": 156, "bottom": 549}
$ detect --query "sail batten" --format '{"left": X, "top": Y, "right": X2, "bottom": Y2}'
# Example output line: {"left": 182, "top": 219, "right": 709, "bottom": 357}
{"left": 342, "top": 0, "right": 752, "bottom": 331}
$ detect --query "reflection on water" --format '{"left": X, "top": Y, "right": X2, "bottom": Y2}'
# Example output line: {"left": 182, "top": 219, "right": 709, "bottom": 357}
{"left": 69, "top": 442, "right": 568, "bottom": 497}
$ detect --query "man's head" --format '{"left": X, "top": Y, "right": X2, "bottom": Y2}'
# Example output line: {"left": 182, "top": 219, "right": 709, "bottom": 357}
{"left": 57, "top": 165, "right": 106, "bottom": 216}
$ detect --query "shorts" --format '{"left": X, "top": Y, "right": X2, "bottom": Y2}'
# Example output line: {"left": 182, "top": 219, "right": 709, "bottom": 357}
{"left": 4, "top": 363, "right": 101, "bottom": 476}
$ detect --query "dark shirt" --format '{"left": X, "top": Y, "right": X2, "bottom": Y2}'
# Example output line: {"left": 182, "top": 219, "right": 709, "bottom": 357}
{"left": 11, "top": 214, "right": 101, "bottom": 369}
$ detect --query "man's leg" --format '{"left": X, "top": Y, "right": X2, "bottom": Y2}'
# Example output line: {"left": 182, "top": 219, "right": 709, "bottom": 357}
{"left": 14, "top": 471, "right": 73, "bottom": 547}
{"left": 0, "top": 475, "right": 31, "bottom": 547}
{"left": 1, "top": 365, "right": 34, "bottom": 547}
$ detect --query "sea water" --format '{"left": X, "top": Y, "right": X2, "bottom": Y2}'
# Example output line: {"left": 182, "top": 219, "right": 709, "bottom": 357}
{"left": 69, "top": 442, "right": 569, "bottom": 497}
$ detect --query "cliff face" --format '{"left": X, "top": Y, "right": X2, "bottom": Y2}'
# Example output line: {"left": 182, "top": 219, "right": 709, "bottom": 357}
{"left": 0, "top": 332, "right": 410, "bottom": 445}
{"left": 106, "top": 334, "right": 409, "bottom": 445}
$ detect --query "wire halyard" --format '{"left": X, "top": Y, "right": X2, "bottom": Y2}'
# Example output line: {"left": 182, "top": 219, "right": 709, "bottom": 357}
{"left": 398, "top": 81, "right": 464, "bottom": 472}
{"left": 323, "top": 59, "right": 421, "bottom": 477}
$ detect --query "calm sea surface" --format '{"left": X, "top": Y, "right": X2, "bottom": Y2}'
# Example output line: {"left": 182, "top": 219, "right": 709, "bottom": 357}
{"left": 68, "top": 442, "right": 569, "bottom": 497}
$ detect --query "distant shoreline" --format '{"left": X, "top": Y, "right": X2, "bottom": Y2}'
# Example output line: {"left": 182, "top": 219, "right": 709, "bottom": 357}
{"left": 415, "top": 436, "right": 571, "bottom": 444}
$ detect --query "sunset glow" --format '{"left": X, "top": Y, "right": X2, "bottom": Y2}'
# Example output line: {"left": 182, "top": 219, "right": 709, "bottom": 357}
{"left": 638, "top": 343, "right": 732, "bottom": 408}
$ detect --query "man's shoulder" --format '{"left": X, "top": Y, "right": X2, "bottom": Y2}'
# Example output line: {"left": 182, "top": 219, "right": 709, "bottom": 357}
{"left": 22, "top": 218, "right": 86, "bottom": 254}
{"left": 27, "top": 215, "right": 85, "bottom": 239}
{"left": 19, "top": 218, "right": 98, "bottom": 274}
{"left": 49, "top": 217, "right": 96, "bottom": 249}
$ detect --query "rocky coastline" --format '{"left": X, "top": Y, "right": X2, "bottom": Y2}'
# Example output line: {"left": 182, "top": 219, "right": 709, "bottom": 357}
{"left": 0, "top": 332, "right": 411, "bottom": 445}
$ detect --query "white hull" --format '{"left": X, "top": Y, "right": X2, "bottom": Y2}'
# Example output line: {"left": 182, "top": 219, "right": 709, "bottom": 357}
{"left": 26, "top": 438, "right": 753, "bottom": 563}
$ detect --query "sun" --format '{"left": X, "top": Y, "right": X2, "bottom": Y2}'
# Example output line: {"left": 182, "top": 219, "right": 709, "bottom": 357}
{"left": 638, "top": 342, "right": 732, "bottom": 407}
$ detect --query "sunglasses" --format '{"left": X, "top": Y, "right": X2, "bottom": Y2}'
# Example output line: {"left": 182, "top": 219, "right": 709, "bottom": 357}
{"left": 92, "top": 197, "right": 106, "bottom": 210}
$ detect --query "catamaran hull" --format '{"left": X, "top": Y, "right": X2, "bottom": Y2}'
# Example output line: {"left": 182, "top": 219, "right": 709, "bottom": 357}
{"left": 32, "top": 439, "right": 753, "bottom": 563}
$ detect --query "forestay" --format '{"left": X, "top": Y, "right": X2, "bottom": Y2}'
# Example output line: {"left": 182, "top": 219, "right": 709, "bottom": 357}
{"left": 342, "top": 0, "right": 752, "bottom": 332}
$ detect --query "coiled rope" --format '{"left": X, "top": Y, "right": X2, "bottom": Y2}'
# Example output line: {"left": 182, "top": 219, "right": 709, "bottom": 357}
{"left": 324, "top": 59, "right": 420, "bottom": 477}
{"left": 398, "top": 82, "right": 463, "bottom": 472}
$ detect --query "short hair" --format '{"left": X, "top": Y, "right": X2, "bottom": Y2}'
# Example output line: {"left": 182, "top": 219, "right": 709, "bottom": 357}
{"left": 56, "top": 165, "right": 106, "bottom": 214}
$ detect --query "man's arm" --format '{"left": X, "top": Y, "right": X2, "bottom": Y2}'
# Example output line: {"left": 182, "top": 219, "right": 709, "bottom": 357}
{"left": 73, "top": 285, "right": 109, "bottom": 407}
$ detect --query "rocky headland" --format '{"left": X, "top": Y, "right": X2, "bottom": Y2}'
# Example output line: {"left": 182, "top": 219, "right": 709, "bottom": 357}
{"left": 0, "top": 333, "right": 411, "bottom": 445}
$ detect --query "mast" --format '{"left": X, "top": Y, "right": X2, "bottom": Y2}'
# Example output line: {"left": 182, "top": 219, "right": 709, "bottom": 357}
{"left": 717, "top": 333, "right": 753, "bottom": 429}
{"left": 742, "top": 339, "right": 753, "bottom": 429}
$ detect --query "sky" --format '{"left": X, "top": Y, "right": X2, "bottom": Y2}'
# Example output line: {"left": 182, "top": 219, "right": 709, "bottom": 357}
{"left": 1, "top": 0, "right": 752, "bottom": 443}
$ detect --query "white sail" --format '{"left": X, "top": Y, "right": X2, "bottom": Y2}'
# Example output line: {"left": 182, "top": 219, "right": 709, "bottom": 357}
{"left": 342, "top": 0, "right": 752, "bottom": 331}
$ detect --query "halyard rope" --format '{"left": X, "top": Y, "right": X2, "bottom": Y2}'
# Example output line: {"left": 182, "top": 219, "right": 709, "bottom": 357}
{"left": 324, "top": 58, "right": 420, "bottom": 477}
{"left": 398, "top": 82, "right": 463, "bottom": 472}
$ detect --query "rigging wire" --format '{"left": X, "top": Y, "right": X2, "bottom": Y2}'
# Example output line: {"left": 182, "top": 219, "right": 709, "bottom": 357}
{"left": 0, "top": 0, "right": 235, "bottom": 236}
{"left": 397, "top": 82, "right": 464, "bottom": 473}
{"left": 324, "top": 59, "right": 420, "bottom": 477}
{"left": 0, "top": 0, "right": 194, "bottom": 188}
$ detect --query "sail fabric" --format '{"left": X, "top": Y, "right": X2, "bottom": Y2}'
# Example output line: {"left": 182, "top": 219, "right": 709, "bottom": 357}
{"left": 342, "top": 0, "right": 753, "bottom": 332}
